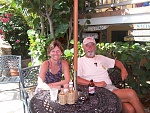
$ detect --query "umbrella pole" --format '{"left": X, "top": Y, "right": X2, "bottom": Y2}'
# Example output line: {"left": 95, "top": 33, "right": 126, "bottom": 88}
{"left": 73, "top": 71, "right": 78, "bottom": 90}
{"left": 73, "top": 0, "right": 78, "bottom": 91}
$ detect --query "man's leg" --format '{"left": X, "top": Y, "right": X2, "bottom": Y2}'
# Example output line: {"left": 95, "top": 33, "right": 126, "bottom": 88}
{"left": 113, "top": 88, "right": 144, "bottom": 113}
{"left": 122, "top": 102, "right": 135, "bottom": 113}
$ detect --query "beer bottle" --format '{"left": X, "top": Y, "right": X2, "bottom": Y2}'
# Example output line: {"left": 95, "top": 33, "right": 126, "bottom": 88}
{"left": 88, "top": 79, "right": 95, "bottom": 96}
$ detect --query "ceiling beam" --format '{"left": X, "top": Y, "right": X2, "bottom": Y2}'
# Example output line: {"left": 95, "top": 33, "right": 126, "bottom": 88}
{"left": 79, "top": 13, "right": 150, "bottom": 25}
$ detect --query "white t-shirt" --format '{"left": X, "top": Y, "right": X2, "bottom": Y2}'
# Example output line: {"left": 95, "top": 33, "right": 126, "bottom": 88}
{"left": 77, "top": 55, "right": 115, "bottom": 85}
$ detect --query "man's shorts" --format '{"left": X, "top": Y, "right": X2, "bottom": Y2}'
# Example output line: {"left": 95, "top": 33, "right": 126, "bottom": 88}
{"left": 105, "top": 84, "right": 118, "bottom": 91}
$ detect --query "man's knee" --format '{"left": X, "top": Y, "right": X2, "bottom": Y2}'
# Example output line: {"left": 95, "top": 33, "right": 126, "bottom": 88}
{"left": 113, "top": 88, "right": 137, "bottom": 97}
{"left": 125, "top": 89, "right": 139, "bottom": 100}
{"left": 113, "top": 88, "right": 140, "bottom": 103}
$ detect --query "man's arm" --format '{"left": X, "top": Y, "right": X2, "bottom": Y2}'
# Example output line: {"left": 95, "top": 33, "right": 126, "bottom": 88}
{"left": 115, "top": 60, "right": 128, "bottom": 80}
{"left": 77, "top": 76, "right": 107, "bottom": 87}
{"left": 77, "top": 76, "right": 90, "bottom": 85}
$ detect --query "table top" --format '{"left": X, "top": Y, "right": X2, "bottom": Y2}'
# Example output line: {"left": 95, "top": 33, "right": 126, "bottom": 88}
{"left": 30, "top": 85, "right": 122, "bottom": 113}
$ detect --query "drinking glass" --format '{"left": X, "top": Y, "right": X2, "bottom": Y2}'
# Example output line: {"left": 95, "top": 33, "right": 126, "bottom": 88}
{"left": 49, "top": 88, "right": 58, "bottom": 101}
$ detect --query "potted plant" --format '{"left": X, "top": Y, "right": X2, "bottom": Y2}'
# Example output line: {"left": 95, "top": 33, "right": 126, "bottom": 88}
{"left": 10, "top": 68, "right": 19, "bottom": 76}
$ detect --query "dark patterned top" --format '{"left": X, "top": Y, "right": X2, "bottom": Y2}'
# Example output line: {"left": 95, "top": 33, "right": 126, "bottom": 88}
{"left": 44, "top": 60, "right": 62, "bottom": 84}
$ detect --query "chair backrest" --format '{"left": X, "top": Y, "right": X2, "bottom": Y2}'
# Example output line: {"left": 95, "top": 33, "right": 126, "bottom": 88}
{"left": 0, "top": 55, "right": 21, "bottom": 77}
{"left": 20, "top": 65, "right": 40, "bottom": 113}
{"left": 20, "top": 65, "right": 40, "bottom": 88}
{"left": 108, "top": 67, "right": 125, "bottom": 89}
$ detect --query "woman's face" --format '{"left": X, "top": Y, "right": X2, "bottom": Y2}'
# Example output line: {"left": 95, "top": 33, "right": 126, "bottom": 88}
{"left": 50, "top": 46, "right": 62, "bottom": 61}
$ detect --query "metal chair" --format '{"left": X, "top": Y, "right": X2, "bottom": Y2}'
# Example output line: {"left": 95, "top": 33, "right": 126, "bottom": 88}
{"left": 108, "top": 66, "right": 125, "bottom": 89}
{"left": 0, "top": 55, "right": 21, "bottom": 94}
{"left": 20, "top": 65, "right": 40, "bottom": 113}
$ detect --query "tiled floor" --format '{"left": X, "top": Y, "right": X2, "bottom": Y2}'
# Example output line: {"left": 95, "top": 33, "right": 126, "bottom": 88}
{"left": 0, "top": 83, "right": 24, "bottom": 113}
{"left": 0, "top": 100, "right": 23, "bottom": 113}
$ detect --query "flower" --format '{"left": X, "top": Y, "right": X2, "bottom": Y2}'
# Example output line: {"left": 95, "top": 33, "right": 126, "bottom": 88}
{"left": 5, "top": 13, "right": 11, "bottom": 18}
{"left": 15, "top": 39, "right": 20, "bottom": 43}
{"left": 0, "top": 35, "right": 5, "bottom": 40}
{"left": 0, "top": 17, "right": 10, "bottom": 23}
{"left": 0, "top": 13, "right": 11, "bottom": 36}
{"left": 0, "top": 29, "right": 3, "bottom": 34}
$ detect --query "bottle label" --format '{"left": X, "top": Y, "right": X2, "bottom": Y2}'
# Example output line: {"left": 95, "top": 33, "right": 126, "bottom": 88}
{"left": 89, "top": 86, "right": 95, "bottom": 94}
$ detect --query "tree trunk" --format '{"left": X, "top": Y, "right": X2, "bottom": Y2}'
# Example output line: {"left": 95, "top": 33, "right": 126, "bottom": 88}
{"left": 40, "top": 16, "right": 45, "bottom": 36}
{"left": 67, "top": 15, "right": 73, "bottom": 49}
{"left": 46, "top": 12, "right": 55, "bottom": 39}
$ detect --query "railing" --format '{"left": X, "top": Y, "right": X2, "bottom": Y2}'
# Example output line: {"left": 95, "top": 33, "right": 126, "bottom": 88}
{"left": 84, "top": 0, "right": 150, "bottom": 13}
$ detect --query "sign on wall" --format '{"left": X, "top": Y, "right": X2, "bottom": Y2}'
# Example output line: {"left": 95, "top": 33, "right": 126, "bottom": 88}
{"left": 82, "top": 33, "right": 99, "bottom": 39}
{"left": 124, "top": 36, "right": 150, "bottom": 42}
{"left": 129, "top": 30, "right": 150, "bottom": 36}
{"left": 84, "top": 25, "right": 109, "bottom": 31}
{"left": 131, "top": 24, "right": 150, "bottom": 29}
{"left": 126, "top": 24, "right": 150, "bottom": 42}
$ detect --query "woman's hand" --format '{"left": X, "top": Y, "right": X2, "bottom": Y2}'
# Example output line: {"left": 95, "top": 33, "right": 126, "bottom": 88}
{"left": 94, "top": 81, "right": 107, "bottom": 87}
{"left": 49, "top": 83, "right": 54, "bottom": 88}
{"left": 49, "top": 83, "right": 58, "bottom": 89}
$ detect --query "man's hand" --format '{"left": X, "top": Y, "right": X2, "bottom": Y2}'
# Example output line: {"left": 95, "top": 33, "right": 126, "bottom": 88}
{"left": 121, "top": 68, "right": 128, "bottom": 81}
{"left": 94, "top": 81, "right": 107, "bottom": 87}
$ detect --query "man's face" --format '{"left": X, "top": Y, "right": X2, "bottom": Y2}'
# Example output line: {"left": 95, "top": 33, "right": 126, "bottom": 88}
{"left": 83, "top": 42, "right": 96, "bottom": 58}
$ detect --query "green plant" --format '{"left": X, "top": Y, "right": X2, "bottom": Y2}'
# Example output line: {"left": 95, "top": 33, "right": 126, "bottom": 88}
{"left": 27, "top": 29, "right": 51, "bottom": 66}
{"left": 4, "top": 14, "right": 30, "bottom": 59}
{"left": 0, "top": 5, "right": 30, "bottom": 59}
{"left": 97, "top": 42, "right": 150, "bottom": 96}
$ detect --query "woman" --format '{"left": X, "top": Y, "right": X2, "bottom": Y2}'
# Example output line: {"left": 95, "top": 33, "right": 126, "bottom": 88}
{"left": 36, "top": 40, "right": 70, "bottom": 91}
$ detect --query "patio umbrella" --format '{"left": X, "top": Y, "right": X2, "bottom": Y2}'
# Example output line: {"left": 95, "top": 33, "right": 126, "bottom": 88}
{"left": 73, "top": 0, "right": 78, "bottom": 90}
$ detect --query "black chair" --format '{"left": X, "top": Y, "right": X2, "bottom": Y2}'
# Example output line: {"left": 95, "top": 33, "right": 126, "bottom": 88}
{"left": 108, "top": 66, "right": 125, "bottom": 89}
{"left": 20, "top": 65, "right": 40, "bottom": 113}
{"left": 108, "top": 51, "right": 125, "bottom": 89}
{"left": 0, "top": 55, "right": 21, "bottom": 94}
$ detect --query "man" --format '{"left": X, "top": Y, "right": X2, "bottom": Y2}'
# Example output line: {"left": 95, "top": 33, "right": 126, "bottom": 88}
{"left": 77, "top": 37, "right": 144, "bottom": 113}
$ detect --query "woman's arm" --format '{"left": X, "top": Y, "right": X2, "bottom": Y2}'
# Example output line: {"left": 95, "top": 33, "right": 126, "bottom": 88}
{"left": 37, "top": 61, "right": 50, "bottom": 89}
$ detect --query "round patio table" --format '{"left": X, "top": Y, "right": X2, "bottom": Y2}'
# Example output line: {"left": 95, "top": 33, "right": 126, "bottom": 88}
{"left": 30, "top": 85, "right": 122, "bottom": 113}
